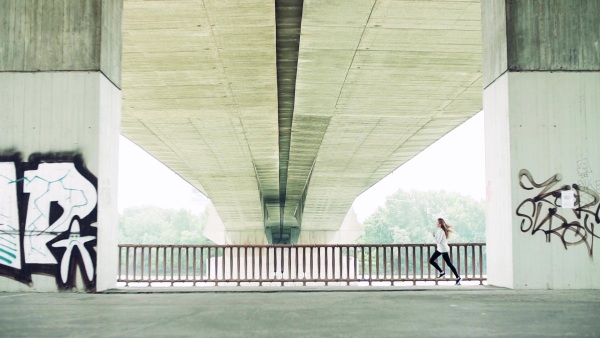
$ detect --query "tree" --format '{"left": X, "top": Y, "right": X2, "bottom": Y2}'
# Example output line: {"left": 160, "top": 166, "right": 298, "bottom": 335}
{"left": 119, "top": 206, "right": 213, "bottom": 245}
{"left": 360, "top": 190, "right": 485, "bottom": 244}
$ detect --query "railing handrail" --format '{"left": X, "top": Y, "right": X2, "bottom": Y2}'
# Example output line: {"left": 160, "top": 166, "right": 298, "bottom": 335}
{"left": 118, "top": 243, "right": 485, "bottom": 248}
{"left": 117, "top": 243, "right": 487, "bottom": 287}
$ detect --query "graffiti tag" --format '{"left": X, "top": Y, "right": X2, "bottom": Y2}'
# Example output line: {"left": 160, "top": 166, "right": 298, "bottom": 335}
{"left": 0, "top": 153, "right": 97, "bottom": 291}
{"left": 515, "top": 169, "right": 599, "bottom": 257}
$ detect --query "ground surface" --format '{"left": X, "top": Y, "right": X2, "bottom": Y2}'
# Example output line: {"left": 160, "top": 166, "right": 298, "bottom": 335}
{"left": 1, "top": 286, "right": 599, "bottom": 337}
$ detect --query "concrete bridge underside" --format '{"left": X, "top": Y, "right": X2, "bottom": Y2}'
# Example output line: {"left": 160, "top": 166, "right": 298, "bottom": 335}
{"left": 121, "top": 0, "right": 482, "bottom": 243}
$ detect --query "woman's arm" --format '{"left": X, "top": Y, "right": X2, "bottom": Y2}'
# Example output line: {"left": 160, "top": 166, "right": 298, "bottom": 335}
{"left": 434, "top": 229, "right": 445, "bottom": 245}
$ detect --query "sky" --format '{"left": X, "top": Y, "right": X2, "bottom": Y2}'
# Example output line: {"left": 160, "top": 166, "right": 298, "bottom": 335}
{"left": 352, "top": 111, "right": 486, "bottom": 221}
{"left": 118, "top": 140, "right": 210, "bottom": 214}
{"left": 118, "top": 111, "right": 485, "bottom": 222}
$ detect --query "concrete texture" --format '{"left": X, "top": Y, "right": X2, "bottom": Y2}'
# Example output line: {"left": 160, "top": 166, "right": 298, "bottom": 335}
{"left": 0, "top": 72, "right": 121, "bottom": 292}
{"left": 1, "top": 287, "right": 599, "bottom": 337}
{"left": 482, "top": 0, "right": 600, "bottom": 289}
{"left": 505, "top": 0, "right": 600, "bottom": 72}
{"left": 482, "top": 0, "right": 600, "bottom": 87}
{"left": 0, "top": 0, "right": 122, "bottom": 86}
{"left": 120, "top": 0, "right": 483, "bottom": 240}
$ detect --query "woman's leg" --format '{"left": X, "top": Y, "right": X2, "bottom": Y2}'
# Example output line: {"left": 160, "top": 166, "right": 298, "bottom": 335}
{"left": 429, "top": 250, "right": 442, "bottom": 273}
{"left": 441, "top": 252, "right": 460, "bottom": 278}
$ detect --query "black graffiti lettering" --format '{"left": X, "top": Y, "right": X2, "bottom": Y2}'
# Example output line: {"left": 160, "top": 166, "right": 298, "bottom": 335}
{"left": 572, "top": 184, "right": 600, "bottom": 223}
{"left": 516, "top": 169, "right": 600, "bottom": 257}
{"left": 516, "top": 198, "right": 535, "bottom": 233}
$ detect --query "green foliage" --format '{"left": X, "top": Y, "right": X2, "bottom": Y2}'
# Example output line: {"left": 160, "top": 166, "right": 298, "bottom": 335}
{"left": 360, "top": 190, "right": 485, "bottom": 244}
{"left": 119, "top": 206, "right": 213, "bottom": 245}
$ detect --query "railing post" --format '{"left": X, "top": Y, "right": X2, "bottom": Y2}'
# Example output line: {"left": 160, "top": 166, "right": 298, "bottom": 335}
{"left": 117, "top": 245, "right": 123, "bottom": 285}
{"left": 479, "top": 244, "right": 484, "bottom": 285}
{"left": 378, "top": 245, "right": 381, "bottom": 283}
{"left": 397, "top": 245, "right": 402, "bottom": 282}
{"left": 280, "top": 246, "right": 285, "bottom": 286}
{"left": 244, "top": 246, "right": 248, "bottom": 282}
{"left": 288, "top": 246, "right": 293, "bottom": 283}
{"left": 346, "top": 246, "right": 350, "bottom": 286}
{"left": 361, "top": 246, "right": 365, "bottom": 281}
{"left": 455, "top": 245, "right": 461, "bottom": 275}
{"left": 390, "top": 246, "right": 395, "bottom": 286}
{"left": 410, "top": 245, "right": 414, "bottom": 283}
{"left": 313, "top": 245, "right": 321, "bottom": 279}
{"left": 324, "top": 246, "right": 329, "bottom": 286}
{"left": 221, "top": 247, "right": 226, "bottom": 285}
{"left": 294, "top": 246, "right": 299, "bottom": 283}
{"left": 368, "top": 246, "right": 372, "bottom": 286}
{"left": 303, "top": 246, "right": 307, "bottom": 286}
{"left": 419, "top": 245, "right": 424, "bottom": 281}
{"left": 133, "top": 247, "right": 138, "bottom": 283}
{"left": 339, "top": 246, "right": 343, "bottom": 283}
{"left": 147, "top": 247, "right": 152, "bottom": 286}
{"left": 229, "top": 246, "right": 233, "bottom": 284}
{"left": 281, "top": 246, "right": 285, "bottom": 286}
{"left": 471, "top": 244, "right": 475, "bottom": 281}
{"left": 463, "top": 245, "right": 467, "bottom": 280}
{"left": 206, "top": 247, "right": 211, "bottom": 283}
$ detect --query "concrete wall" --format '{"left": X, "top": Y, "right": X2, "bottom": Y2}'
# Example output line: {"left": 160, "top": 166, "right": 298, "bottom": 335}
{"left": 483, "top": 73, "right": 513, "bottom": 288}
{"left": 482, "top": 0, "right": 600, "bottom": 87}
{"left": 508, "top": 72, "right": 600, "bottom": 288}
{"left": 485, "top": 72, "right": 600, "bottom": 289}
{"left": 505, "top": 0, "right": 600, "bottom": 72}
{"left": 0, "top": 0, "right": 122, "bottom": 87}
{"left": 483, "top": 0, "right": 599, "bottom": 288}
{"left": 481, "top": 0, "right": 508, "bottom": 87}
{"left": 0, "top": 72, "right": 120, "bottom": 292}
{"left": 96, "top": 74, "right": 121, "bottom": 291}
{"left": 100, "top": 0, "right": 123, "bottom": 86}
{"left": 0, "top": 0, "right": 122, "bottom": 292}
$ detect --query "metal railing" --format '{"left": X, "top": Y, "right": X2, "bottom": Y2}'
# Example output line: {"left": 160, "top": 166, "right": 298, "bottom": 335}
{"left": 117, "top": 243, "right": 486, "bottom": 286}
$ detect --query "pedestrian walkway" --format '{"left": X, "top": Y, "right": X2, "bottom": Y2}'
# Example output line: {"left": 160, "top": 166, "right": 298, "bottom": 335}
{"left": 1, "top": 286, "right": 599, "bottom": 337}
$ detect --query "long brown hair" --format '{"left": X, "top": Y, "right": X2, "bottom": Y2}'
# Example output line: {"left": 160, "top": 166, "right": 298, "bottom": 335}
{"left": 438, "top": 218, "right": 453, "bottom": 239}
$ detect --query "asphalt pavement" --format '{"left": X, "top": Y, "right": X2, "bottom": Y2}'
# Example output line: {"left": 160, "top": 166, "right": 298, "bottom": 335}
{"left": 1, "top": 286, "right": 599, "bottom": 337}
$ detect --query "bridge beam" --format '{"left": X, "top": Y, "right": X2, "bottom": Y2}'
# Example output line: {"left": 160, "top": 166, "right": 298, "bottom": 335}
{"left": 483, "top": 0, "right": 600, "bottom": 289}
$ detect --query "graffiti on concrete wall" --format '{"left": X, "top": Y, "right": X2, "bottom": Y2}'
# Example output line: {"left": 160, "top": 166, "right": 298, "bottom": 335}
{"left": 516, "top": 169, "right": 599, "bottom": 257}
{"left": 0, "top": 153, "right": 97, "bottom": 291}
{"left": 576, "top": 158, "right": 600, "bottom": 205}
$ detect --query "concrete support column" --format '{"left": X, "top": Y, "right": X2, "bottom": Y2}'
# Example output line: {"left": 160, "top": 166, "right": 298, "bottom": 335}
{"left": 202, "top": 203, "right": 270, "bottom": 244}
{"left": 296, "top": 208, "right": 362, "bottom": 244}
{"left": 482, "top": 0, "right": 600, "bottom": 288}
{"left": 0, "top": 0, "right": 122, "bottom": 292}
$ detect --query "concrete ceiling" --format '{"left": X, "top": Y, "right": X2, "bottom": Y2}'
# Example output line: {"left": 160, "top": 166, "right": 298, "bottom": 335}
{"left": 121, "top": 0, "right": 483, "bottom": 243}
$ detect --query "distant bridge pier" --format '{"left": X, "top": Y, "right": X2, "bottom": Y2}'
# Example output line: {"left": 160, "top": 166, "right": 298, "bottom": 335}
{"left": 482, "top": 0, "right": 600, "bottom": 289}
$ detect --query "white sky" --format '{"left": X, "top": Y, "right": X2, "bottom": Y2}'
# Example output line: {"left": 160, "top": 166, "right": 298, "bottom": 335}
{"left": 352, "top": 111, "right": 485, "bottom": 221}
{"left": 118, "top": 139, "right": 210, "bottom": 214}
{"left": 118, "top": 111, "right": 485, "bottom": 222}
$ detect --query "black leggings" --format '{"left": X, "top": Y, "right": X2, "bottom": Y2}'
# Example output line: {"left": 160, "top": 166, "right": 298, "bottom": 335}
{"left": 429, "top": 250, "right": 460, "bottom": 278}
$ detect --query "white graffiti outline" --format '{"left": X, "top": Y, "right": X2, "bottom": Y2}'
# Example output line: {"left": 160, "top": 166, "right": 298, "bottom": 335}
{"left": 0, "top": 156, "right": 98, "bottom": 291}
{"left": 23, "top": 163, "right": 97, "bottom": 264}
{"left": 52, "top": 219, "right": 95, "bottom": 283}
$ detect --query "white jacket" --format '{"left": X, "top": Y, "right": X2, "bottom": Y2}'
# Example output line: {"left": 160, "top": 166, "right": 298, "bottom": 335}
{"left": 434, "top": 228, "right": 450, "bottom": 253}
